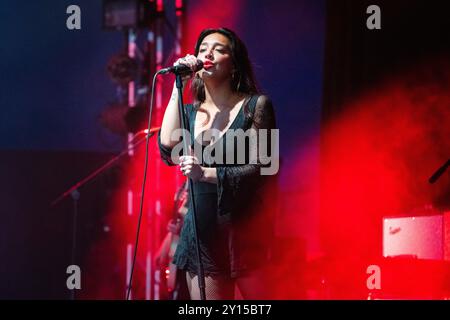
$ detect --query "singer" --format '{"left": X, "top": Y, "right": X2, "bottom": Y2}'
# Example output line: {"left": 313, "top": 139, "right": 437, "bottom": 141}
{"left": 158, "top": 27, "right": 278, "bottom": 300}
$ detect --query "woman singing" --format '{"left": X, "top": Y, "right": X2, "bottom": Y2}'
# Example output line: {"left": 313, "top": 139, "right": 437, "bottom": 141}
{"left": 158, "top": 27, "right": 278, "bottom": 300}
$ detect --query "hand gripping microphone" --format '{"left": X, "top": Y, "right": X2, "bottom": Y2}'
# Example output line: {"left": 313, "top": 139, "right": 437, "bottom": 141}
{"left": 158, "top": 59, "right": 204, "bottom": 76}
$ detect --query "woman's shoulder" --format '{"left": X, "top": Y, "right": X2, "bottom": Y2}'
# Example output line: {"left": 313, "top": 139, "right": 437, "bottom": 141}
{"left": 248, "top": 94, "right": 274, "bottom": 114}
{"left": 255, "top": 94, "right": 272, "bottom": 106}
{"left": 251, "top": 94, "right": 276, "bottom": 127}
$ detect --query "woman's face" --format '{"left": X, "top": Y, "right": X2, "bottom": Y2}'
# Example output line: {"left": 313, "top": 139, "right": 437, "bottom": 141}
{"left": 196, "top": 33, "right": 234, "bottom": 82}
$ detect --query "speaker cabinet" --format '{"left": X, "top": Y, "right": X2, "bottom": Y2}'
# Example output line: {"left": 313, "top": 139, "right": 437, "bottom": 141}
{"left": 383, "top": 212, "right": 450, "bottom": 260}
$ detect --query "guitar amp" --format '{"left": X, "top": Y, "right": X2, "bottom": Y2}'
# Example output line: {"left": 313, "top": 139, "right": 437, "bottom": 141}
{"left": 383, "top": 211, "right": 450, "bottom": 260}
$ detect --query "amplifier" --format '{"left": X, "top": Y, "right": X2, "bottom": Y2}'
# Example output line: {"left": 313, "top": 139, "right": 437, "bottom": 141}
{"left": 383, "top": 211, "right": 450, "bottom": 260}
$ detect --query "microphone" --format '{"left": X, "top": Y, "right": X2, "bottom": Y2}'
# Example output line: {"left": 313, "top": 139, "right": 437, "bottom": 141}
{"left": 158, "top": 59, "right": 204, "bottom": 76}
{"left": 428, "top": 159, "right": 450, "bottom": 184}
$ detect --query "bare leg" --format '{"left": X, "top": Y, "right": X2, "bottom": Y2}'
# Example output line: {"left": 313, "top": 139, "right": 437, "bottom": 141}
{"left": 186, "top": 271, "right": 235, "bottom": 300}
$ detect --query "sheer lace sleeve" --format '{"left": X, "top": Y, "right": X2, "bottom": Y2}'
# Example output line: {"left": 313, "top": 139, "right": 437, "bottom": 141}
{"left": 216, "top": 95, "right": 278, "bottom": 216}
{"left": 158, "top": 104, "right": 193, "bottom": 166}
{"left": 158, "top": 129, "right": 177, "bottom": 166}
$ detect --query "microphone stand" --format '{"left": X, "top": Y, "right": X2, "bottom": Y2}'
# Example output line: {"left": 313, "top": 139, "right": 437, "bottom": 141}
{"left": 69, "top": 188, "right": 79, "bottom": 300}
{"left": 51, "top": 130, "right": 157, "bottom": 299}
{"left": 175, "top": 73, "right": 206, "bottom": 300}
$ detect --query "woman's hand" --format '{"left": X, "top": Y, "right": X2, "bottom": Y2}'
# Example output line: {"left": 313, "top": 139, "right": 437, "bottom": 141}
{"left": 173, "top": 54, "right": 199, "bottom": 83}
{"left": 179, "top": 154, "right": 204, "bottom": 182}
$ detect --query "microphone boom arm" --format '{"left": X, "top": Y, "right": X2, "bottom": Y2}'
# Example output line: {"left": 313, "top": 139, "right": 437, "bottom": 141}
{"left": 428, "top": 159, "right": 450, "bottom": 184}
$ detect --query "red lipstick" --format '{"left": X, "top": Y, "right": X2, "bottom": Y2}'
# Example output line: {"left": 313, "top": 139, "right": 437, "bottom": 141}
{"left": 202, "top": 60, "right": 214, "bottom": 69}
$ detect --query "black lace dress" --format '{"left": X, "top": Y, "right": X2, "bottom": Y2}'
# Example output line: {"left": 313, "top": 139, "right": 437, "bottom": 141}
{"left": 158, "top": 95, "right": 278, "bottom": 278}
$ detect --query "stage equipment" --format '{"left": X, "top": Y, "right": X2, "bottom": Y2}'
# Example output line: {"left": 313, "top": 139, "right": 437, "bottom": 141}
{"left": 383, "top": 210, "right": 450, "bottom": 260}
{"left": 103, "top": 0, "right": 157, "bottom": 30}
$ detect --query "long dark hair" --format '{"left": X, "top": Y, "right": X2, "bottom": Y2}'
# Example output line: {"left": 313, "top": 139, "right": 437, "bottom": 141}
{"left": 191, "top": 28, "right": 260, "bottom": 111}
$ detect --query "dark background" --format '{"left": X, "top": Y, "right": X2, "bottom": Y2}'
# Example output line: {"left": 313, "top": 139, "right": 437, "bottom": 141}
{"left": 0, "top": 0, "right": 448, "bottom": 299}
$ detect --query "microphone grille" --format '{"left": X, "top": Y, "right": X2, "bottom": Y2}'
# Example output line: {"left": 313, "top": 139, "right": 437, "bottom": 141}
{"left": 196, "top": 59, "right": 204, "bottom": 70}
